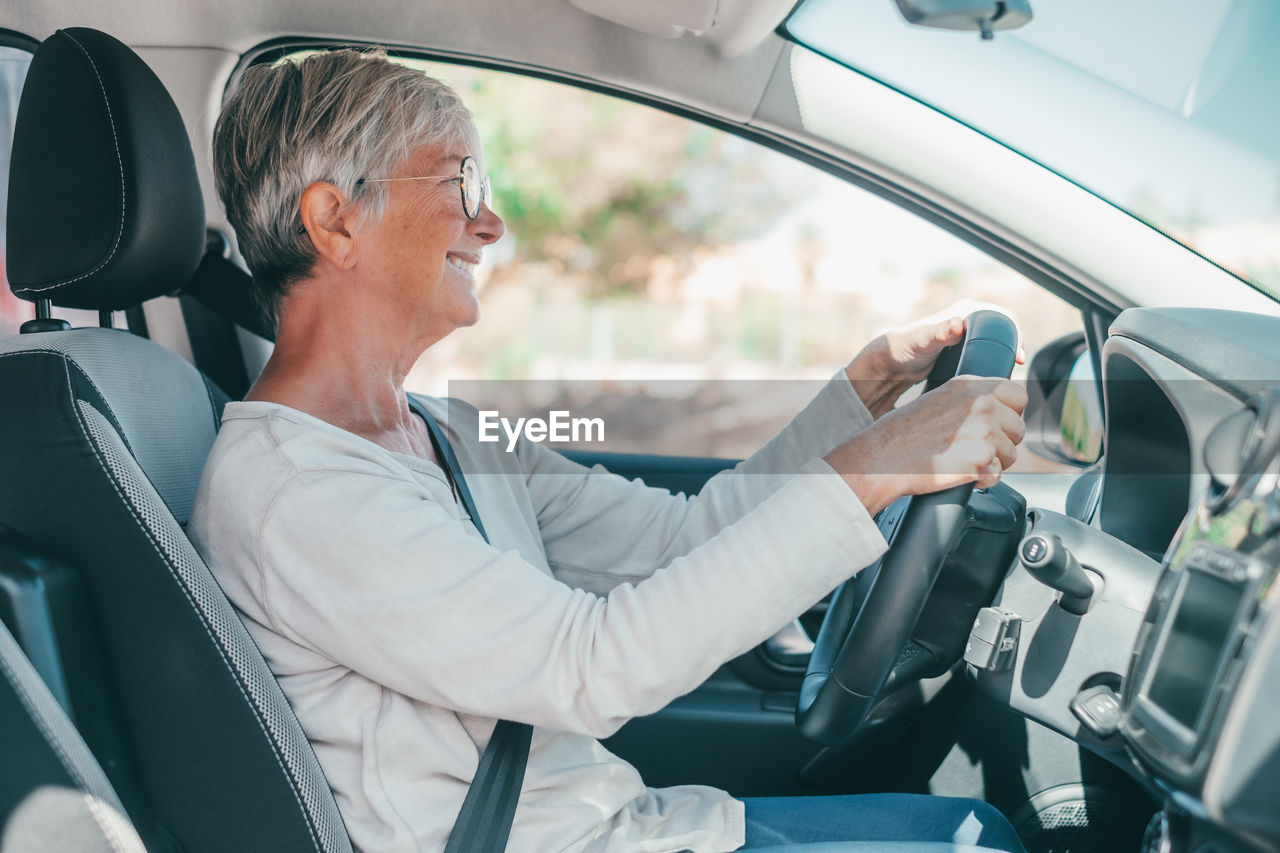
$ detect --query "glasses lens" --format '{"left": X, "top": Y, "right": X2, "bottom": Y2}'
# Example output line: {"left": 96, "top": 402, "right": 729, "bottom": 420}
{"left": 461, "top": 157, "right": 482, "bottom": 218}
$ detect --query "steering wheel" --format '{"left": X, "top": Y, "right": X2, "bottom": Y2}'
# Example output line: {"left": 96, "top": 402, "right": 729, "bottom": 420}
{"left": 796, "top": 310, "right": 1019, "bottom": 745}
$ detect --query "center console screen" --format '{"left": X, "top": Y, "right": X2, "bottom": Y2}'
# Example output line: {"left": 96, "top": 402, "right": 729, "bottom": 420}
{"left": 1142, "top": 568, "right": 1245, "bottom": 732}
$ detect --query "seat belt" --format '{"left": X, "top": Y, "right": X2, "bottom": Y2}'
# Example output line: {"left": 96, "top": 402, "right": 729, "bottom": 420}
{"left": 407, "top": 396, "right": 533, "bottom": 853}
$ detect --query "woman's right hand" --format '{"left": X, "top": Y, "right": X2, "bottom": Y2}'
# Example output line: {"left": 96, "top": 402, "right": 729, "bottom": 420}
{"left": 824, "top": 376, "right": 1028, "bottom": 516}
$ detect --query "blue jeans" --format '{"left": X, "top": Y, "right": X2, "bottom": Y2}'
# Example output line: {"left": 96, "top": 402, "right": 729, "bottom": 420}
{"left": 738, "top": 794, "right": 1028, "bottom": 853}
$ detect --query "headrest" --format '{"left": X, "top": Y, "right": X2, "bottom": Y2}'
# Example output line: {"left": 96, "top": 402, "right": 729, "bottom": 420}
{"left": 6, "top": 28, "right": 205, "bottom": 311}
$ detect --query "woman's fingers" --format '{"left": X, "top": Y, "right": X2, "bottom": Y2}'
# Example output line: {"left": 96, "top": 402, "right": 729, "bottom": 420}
{"left": 930, "top": 315, "right": 967, "bottom": 350}
{"left": 991, "top": 377, "right": 1028, "bottom": 414}
{"left": 952, "top": 375, "right": 1027, "bottom": 412}
{"left": 914, "top": 300, "right": 1027, "bottom": 366}
{"left": 943, "top": 378, "right": 1023, "bottom": 484}
{"left": 825, "top": 373, "right": 1029, "bottom": 509}
{"left": 993, "top": 429, "right": 1018, "bottom": 471}
{"left": 975, "top": 456, "right": 1005, "bottom": 490}
{"left": 995, "top": 398, "right": 1026, "bottom": 446}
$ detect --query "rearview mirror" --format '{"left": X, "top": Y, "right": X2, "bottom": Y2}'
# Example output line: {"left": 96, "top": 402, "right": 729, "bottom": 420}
{"left": 1024, "top": 332, "right": 1104, "bottom": 466}
{"left": 892, "top": 0, "right": 1032, "bottom": 39}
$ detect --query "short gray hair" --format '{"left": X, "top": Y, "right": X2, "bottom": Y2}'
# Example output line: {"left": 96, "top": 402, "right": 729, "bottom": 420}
{"left": 213, "top": 49, "right": 473, "bottom": 322}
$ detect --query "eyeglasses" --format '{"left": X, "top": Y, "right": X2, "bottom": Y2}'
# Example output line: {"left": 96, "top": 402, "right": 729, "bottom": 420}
{"left": 360, "top": 155, "right": 491, "bottom": 220}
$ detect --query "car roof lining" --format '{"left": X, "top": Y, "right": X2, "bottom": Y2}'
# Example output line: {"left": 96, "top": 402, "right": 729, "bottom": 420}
{"left": 11, "top": 0, "right": 786, "bottom": 124}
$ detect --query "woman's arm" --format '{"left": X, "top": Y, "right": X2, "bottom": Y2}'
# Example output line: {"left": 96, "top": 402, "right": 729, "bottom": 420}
{"left": 254, "top": 456, "right": 885, "bottom": 739}
{"left": 514, "top": 372, "right": 873, "bottom": 593}
{"left": 518, "top": 305, "right": 1020, "bottom": 592}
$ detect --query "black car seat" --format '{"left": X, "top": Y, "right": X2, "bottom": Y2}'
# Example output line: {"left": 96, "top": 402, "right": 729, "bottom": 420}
{"left": 0, "top": 28, "right": 352, "bottom": 853}
{"left": 0, "top": 613, "right": 147, "bottom": 853}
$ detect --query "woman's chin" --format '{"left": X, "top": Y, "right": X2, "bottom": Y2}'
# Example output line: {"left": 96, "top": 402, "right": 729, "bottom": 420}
{"left": 452, "top": 296, "right": 481, "bottom": 329}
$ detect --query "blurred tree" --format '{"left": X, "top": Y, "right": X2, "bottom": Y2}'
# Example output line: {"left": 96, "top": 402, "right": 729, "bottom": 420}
{"left": 407, "top": 58, "right": 795, "bottom": 299}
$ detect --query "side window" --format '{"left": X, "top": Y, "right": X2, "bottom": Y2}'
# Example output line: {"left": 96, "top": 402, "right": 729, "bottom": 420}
{"left": 315, "top": 56, "right": 1084, "bottom": 473}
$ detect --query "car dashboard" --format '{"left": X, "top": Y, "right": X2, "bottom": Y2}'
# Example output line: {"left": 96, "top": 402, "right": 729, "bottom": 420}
{"left": 972, "top": 307, "right": 1280, "bottom": 853}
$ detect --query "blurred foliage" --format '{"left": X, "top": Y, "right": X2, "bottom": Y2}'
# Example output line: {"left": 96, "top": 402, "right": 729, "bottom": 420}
{"left": 401, "top": 58, "right": 789, "bottom": 298}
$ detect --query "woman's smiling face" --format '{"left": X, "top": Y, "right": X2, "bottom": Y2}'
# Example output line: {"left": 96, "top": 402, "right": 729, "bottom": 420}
{"left": 359, "top": 128, "right": 505, "bottom": 341}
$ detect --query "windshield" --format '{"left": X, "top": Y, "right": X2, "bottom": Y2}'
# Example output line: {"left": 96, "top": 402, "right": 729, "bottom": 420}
{"left": 785, "top": 0, "right": 1280, "bottom": 301}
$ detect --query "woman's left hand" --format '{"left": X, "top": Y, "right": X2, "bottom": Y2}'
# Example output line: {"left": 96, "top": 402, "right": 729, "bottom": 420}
{"left": 845, "top": 300, "right": 1026, "bottom": 419}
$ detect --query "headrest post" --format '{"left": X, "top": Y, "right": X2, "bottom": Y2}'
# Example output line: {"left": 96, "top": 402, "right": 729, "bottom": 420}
{"left": 19, "top": 299, "right": 71, "bottom": 334}
{"left": 99, "top": 310, "right": 114, "bottom": 329}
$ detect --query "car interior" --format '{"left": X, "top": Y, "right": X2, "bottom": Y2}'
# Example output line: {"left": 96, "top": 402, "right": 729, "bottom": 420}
{"left": 2, "top": 2, "right": 1279, "bottom": 853}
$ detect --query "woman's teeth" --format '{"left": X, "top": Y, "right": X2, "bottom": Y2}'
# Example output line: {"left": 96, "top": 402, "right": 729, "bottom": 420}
{"left": 447, "top": 256, "right": 476, "bottom": 275}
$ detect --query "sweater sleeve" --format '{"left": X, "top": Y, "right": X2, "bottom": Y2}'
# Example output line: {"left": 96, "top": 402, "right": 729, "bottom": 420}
{"left": 255, "top": 456, "right": 885, "bottom": 739}
{"left": 522, "top": 371, "right": 876, "bottom": 591}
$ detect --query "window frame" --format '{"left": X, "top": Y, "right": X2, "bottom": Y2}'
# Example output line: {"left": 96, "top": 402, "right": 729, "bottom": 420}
{"left": 0, "top": 28, "right": 39, "bottom": 53}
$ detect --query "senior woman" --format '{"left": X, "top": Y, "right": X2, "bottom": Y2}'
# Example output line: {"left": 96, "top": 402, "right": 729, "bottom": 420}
{"left": 191, "top": 49, "right": 1029, "bottom": 853}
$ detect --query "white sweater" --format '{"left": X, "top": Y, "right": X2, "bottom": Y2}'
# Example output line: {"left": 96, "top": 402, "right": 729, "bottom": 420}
{"left": 188, "top": 374, "right": 888, "bottom": 853}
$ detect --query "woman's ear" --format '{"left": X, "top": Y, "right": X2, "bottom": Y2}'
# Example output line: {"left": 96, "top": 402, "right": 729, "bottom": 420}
{"left": 299, "top": 182, "right": 357, "bottom": 270}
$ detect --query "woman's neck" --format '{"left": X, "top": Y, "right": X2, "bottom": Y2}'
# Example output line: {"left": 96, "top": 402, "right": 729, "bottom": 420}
{"left": 243, "top": 277, "right": 443, "bottom": 459}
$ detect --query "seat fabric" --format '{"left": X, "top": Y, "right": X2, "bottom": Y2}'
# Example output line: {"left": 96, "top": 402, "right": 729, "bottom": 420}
{"left": 0, "top": 613, "right": 146, "bottom": 853}
{"left": 0, "top": 330, "right": 352, "bottom": 852}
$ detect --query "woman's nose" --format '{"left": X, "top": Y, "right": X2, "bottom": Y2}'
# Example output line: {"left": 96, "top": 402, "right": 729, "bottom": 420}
{"left": 471, "top": 202, "right": 505, "bottom": 245}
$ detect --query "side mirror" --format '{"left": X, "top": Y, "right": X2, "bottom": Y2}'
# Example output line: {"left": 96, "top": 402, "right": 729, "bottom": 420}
{"left": 1025, "top": 332, "right": 1104, "bottom": 467}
